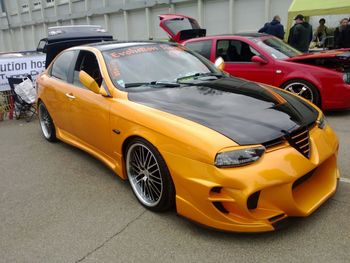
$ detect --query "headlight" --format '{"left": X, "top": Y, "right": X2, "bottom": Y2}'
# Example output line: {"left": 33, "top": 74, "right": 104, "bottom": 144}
{"left": 343, "top": 72, "right": 350, "bottom": 84}
{"left": 215, "top": 146, "right": 265, "bottom": 168}
{"left": 317, "top": 114, "right": 326, "bottom": 129}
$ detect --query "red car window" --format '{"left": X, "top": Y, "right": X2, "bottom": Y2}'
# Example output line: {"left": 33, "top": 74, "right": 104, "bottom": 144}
{"left": 216, "top": 40, "right": 260, "bottom": 63}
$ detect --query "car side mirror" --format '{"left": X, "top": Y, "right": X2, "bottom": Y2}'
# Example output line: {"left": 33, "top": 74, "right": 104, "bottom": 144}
{"left": 79, "top": 70, "right": 108, "bottom": 96}
{"left": 251, "top": 55, "right": 267, "bottom": 64}
{"left": 214, "top": 57, "right": 225, "bottom": 71}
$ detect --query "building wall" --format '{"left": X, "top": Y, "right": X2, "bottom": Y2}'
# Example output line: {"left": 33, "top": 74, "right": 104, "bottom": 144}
{"left": 0, "top": 0, "right": 293, "bottom": 52}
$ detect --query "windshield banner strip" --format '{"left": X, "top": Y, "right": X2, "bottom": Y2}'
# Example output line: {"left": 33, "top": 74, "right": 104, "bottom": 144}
{"left": 109, "top": 45, "right": 180, "bottom": 58}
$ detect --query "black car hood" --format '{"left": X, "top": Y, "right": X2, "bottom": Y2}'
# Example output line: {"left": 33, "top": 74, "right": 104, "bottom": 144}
{"left": 128, "top": 78, "right": 318, "bottom": 145}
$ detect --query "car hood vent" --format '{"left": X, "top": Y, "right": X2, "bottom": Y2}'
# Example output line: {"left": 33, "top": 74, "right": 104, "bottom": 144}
{"left": 286, "top": 126, "right": 311, "bottom": 158}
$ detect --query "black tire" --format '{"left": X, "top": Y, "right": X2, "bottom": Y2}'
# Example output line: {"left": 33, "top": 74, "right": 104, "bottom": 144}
{"left": 38, "top": 102, "right": 57, "bottom": 142}
{"left": 281, "top": 79, "right": 320, "bottom": 107}
{"left": 125, "top": 138, "right": 175, "bottom": 212}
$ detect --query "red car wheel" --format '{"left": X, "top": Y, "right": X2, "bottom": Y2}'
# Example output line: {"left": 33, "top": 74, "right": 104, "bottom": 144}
{"left": 282, "top": 79, "right": 320, "bottom": 107}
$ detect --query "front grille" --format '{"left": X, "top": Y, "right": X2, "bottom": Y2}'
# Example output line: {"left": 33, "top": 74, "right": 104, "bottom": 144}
{"left": 286, "top": 127, "right": 311, "bottom": 158}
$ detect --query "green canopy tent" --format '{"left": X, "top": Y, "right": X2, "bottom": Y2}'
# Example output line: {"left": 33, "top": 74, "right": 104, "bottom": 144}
{"left": 286, "top": 0, "right": 350, "bottom": 40}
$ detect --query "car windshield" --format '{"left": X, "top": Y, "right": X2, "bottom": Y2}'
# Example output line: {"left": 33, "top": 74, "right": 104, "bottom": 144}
{"left": 103, "top": 43, "right": 217, "bottom": 88}
{"left": 256, "top": 37, "right": 302, "bottom": 60}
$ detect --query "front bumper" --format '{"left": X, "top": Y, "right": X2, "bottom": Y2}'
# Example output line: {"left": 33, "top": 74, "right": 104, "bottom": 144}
{"left": 163, "top": 124, "right": 339, "bottom": 233}
{"left": 324, "top": 82, "right": 350, "bottom": 110}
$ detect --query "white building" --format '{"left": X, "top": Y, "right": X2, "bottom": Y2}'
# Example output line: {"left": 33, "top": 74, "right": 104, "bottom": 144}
{"left": 0, "top": 0, "right": 294, "bottom": 52}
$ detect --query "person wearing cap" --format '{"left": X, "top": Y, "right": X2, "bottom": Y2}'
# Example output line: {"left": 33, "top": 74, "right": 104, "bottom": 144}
{"left": 288, "top": 14, "right": 313, "bottom": 52}
{"left": 258, "top": 15, "right": 285, "bottom": 40}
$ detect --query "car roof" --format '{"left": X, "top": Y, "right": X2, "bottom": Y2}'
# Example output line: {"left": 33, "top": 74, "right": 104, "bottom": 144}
{"left": 45, "top": 25, "right": 113, "bottom": 43}
{"left": 89, "top": 40, "right": 178, "bottom": 51}
{"left": 216, "top": 33, "right": 268, "bottom": 38}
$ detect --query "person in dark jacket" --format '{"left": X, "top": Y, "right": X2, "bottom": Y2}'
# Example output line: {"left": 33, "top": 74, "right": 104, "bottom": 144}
{"left": 334, "top": 18, "right": 349, "bottom": 48}
{"left": 258, "top": 15, "right": 285, "bottom": 39}
{"left": 337, "top": 18, "right": 350, "bottom": 48}
{"left": 288, "top": 14, "right": 313, "bottom": 53}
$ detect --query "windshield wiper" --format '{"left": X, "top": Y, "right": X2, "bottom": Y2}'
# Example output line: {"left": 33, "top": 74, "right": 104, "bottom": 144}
{"left": 124, "top": 81, "right": 180, "bottom": 88}
{"left": 176, "top": 72, "right": 225, "bottom": 83}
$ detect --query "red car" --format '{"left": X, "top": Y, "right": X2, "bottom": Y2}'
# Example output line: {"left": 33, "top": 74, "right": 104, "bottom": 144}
{"left": 159, "top": 14, "right": 350, "bottom": 110}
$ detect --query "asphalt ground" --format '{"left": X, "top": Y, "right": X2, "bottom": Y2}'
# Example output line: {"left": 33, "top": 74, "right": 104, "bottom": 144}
{"left": 0, "top": 111, "right": 350, "bottom": 263}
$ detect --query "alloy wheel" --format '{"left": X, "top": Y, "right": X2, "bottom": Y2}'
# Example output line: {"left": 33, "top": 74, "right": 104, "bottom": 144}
{"left": 283, "top": 82, "right": 314, "bottom": 103}
{"left": 126, "top": 143, "right": 163, "bottom": 207}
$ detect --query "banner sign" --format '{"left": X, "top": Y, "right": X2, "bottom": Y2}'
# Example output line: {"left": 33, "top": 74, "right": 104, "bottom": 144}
{"left": 0, "top": 53, "right": 46, "bottom": 91}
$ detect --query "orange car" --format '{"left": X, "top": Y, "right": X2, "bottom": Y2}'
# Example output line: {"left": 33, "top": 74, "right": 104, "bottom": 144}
{"left": 37, "top": 41, "right": 339, "bottom": 232}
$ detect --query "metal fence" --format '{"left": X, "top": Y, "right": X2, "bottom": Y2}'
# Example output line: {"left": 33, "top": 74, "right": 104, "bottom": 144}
{"left": 0, "top": 90, "right": 15, "bottom": 120}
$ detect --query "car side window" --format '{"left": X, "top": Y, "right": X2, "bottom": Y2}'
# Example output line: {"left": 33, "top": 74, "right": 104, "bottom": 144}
{"left": 73, "top": 51, "right": 103, "bottom": 89}
{"left": 50, "top": 51, "right": 76, "bottom": 81}
{"left": 185, "top": 40, "right": 212, "bottom": 60}
{"left": 216, "top": 40, "right": 260, "bottom": 63}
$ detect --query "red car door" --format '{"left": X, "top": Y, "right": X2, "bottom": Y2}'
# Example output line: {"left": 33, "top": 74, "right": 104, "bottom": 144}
{"left": 214, "top": 38, "right": 275, "bottom": 85}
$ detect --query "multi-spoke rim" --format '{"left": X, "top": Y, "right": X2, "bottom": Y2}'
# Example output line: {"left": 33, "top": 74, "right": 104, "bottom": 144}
{"left": 39, "top": 104, "right": 52, "bottom": 139}
{"left": 283, "top": 82, "right": 314, "bottom": 103}
{"left": 126, "top": 143, "right": 163, "bottom": 207}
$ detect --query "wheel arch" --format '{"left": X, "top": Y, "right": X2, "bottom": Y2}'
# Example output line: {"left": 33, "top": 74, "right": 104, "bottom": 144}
{"left": 37, "top": 98, "right": 57, "bottom": 126}
{"left": 122, "top": 135, "right": 144, "bottom": 158}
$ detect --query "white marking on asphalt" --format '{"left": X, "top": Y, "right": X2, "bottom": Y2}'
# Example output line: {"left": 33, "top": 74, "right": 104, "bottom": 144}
{"left": 340, "top": 177, "right": 350, "bottom": 184}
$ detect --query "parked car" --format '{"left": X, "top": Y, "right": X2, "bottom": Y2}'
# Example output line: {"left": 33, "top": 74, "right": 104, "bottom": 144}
{"left": 159, "top": 14, "right": 350, "bottom": 110}
{"left": 37, "top": 25, "right": 113, "bottom": 68}
{"left": 0, "top": 25, "right": 113, "bottom": 91}
{"left": 37, "top": 41, "right": 339, "bottom": 232}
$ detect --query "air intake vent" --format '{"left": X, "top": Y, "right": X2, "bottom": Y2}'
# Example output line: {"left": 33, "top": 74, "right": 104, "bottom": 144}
{"left": 286, "top": 127, "right": 311, "bottom": 158}
{"left": 262, "top": 137, "right": 284, "bottom": 148}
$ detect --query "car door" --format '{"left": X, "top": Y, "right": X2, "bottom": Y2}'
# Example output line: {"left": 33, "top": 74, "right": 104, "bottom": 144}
{"left": 215, "top": 39, "right": 275, "bottom": 85}
{"left": 48, "top": 50, "right": 78, "bottom": 135}
{"left": 67, "top": 50, "right": 113, "bottom": 158}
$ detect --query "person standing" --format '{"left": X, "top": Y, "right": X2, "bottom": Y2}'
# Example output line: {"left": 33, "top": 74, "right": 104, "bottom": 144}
{"left": 313, "top": 18, "right": 328, "bottom": 47}
{"left": 337, "top": 18, "right": 350, "bottom": 48}
{"left": 258, "top": 15, "right": 285, "bottom": 40}
{"left": 288, "top": 14, "right": 313, "bottom": 52}
{"left": 334, "top": 18, "right": 349, "bottom": 48}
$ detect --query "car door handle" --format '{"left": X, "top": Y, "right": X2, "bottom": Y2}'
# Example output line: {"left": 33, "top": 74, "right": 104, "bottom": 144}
{"left": 65, "top": 93, "right": 76, "bottom": 99}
